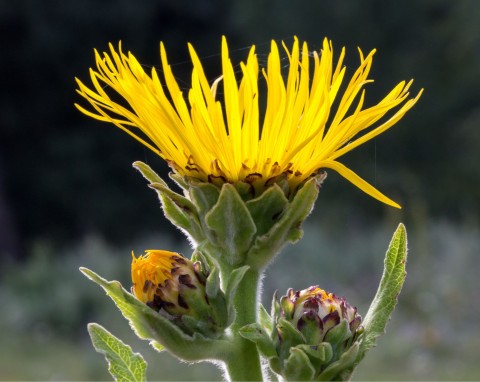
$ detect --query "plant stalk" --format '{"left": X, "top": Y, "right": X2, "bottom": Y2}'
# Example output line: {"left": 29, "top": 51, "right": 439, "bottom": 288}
{"left": 223, "top": 268, "right": 263, "bottom": 381}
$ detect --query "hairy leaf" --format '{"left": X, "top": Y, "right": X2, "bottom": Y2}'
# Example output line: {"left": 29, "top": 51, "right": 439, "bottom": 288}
{"left": 88, "top": 322, "right": 147, "bottom": 382}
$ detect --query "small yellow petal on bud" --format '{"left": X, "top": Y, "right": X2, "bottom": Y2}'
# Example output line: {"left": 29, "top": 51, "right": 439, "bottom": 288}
{"left": 131, "top": 249, "right": 203, "bottom": 316}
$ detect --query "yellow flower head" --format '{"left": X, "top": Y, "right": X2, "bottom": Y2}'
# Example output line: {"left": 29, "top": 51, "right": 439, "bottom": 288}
{"left": 131, "top": 249, "right": 200, "bottom": 313}
{"left": 75, "top": 37, "right": 422, "bottom": 208}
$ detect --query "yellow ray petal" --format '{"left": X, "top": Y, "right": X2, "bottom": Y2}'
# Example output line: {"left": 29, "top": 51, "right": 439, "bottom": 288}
{"left": 76, "top": 37, "right": 422, "bottom": 205}
{"left": 320, "top": 160, "right": 401, "bottom": 209}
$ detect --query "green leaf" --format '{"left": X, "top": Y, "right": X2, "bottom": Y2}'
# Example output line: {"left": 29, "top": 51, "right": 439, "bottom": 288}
{"left": 149, "top": 182, "right": 203, "bottom": 242}
{"left": 168, "top": 172, "right": 190, "bottom": 191}
{"left": 224, "top": 265, "right": 250, "bottom": 325}
{"left": 190, "top": 183, "right": 220, "bottom": 219}
{"left": 239, "top": 323, "right": 277, "bottom": 357}
{"left": 277, "top": 318, "right": 306, "bottom": 355}
{"left": 189, "top": 183, "right": 221, "bottom": 243}
{"left": 284, "top": 347, "right": 316, "bottom": 381}
{"left": 132, "top": 161, "right": 167, "bottom": 186}
{"left": 205, "top": 184, "right": 257, "bottom": 266}
{"left": 359, "top": 223, "right": 408, "bottom": 356}
{"left": 88, "top": 323, "right": 147, "bottom": 382}
{"left": 296, "top": 343, "right": 333, "bottom": 365}
{"left": 268, "top": 356, "right": 282, "bottom": 375}
{"left": 318, "top": 342, "right": 359, "bottom": 381}
{"left": 258, "top": 303, "right": 273, "bottom": 333}
{"left": 133, "top": 161, "right": 204, "bottom": 243}
{"left": 246, "top": 184, "right": 289, "bottom": 237}
{"left": 323, "top": 319, "right": 351, "bottom": 346}
{"left": 247, "top": 177, "right": 319, "bottom": 270}
{"left": 80, "top": 267, "right": 228, "bottom": 362}
{"left": 205, "top": 267, "right": 228, "bottom": 328}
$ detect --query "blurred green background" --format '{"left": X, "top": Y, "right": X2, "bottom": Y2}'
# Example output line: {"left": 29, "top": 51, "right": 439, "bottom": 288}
{"left": 1, "top": 0, "right": 479, "bottom": 380}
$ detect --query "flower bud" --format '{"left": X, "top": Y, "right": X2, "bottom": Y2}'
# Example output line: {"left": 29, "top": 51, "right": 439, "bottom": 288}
{"left": 282, "top": 286, "right": 362, "bottom": 343}
{"left": 131, "top": 250, "right": 225, "bottom": 336}
{"left": 271, "top": 286, "right": 363, "bottom": 380}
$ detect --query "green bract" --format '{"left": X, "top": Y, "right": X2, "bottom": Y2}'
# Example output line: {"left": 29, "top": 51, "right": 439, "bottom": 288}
{"left": 133, "top": 161, "right": 323, "bottom": 275}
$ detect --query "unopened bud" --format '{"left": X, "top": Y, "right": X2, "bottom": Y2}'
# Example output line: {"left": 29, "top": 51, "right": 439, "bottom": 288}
{"left": 270, "top": 286, "right": 363, "bottom": 380}
{"left": 131, "top": 250, "right": 224, "bottom": 335}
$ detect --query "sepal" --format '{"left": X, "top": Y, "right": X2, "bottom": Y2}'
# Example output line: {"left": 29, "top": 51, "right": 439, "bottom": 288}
{"left": 317, "top": 342, "right": 359, "bottom": 381}
{"left": 284, "top": 347, "right": 316, "bottom": 381}
{"left": 277, "top": 318, "right": 307, "bottom": 350}
{"left": 245, "top": 177, "right": 320, "bottom": 270}
{"left": 296, "top": 343, "right": 333, "bottom": 366}
{"left": 189, "top": 183, "right": 221, "bottom": 243}
{"left": 324, "top": 319, "right": 351, "bottom": 348}
{"left": 133, "top": 161, "right": 167, "bottom": 185}
{"left": 149, "top": 182, "right": 203, "bottom": 241}
{"left": 238, "top": 323, "right": 277, "bottom": 357}
{"left": 133, "top": 162, "right": 204, "bottom": 244}
{"left": 205, "top": 184, "right": 257, "bottom": 266}
{"left": 245, "top": 184, "right": 288, "bottom": 237}
{"left": 258, "top": 303, "right": 274, "bottom": 333}
{"left": 133, "top": 161, "right": 323, "bottom": 272}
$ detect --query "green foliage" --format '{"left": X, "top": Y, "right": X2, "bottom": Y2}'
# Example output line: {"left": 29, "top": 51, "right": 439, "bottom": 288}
{"left": 1, "top": 223, "right": 480, "bottom": 380}
{"left": 132, "top": 161, "right": 166, "bottom": 185}
{"left": 319, "top": 343, "right": 359, "bottom": 381}
{"left": 205, "top": 184, "right": 257, "bottom": 266}
{"left": 224, "top": 266, "right": 250, "bottom": 326}
{"left": 149, "top": 181, "right": 203, "bottom": 241}
{"left": 246, "top": 178, "right": 319, "bottom": 270}
{"left": 240, "top": 224, "right": 408, "bottom": 380}
{"left": 88, "top": 323, "right": 147, "bottom": 382}
{"left": 245, "top": 184, "right": 289, "bottom": 237}
{"left": 238, "top": 323, "right": 276, "bottom": 357}
{"left": 284, "top": 348, "right": 316, "bottom": 381}
{"left": 133, "top": 161, "right": 320, "bottom": 275}
{"left": 80, "top": 268, "right": 229, "bottom": 362}
{"left": 359, "top": 223, "right": 408, "bottom": 356}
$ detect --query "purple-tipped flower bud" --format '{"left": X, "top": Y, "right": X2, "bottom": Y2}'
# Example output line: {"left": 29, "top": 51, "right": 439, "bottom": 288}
{"left": 282, "top": 286, "right": 362, "bottom": 343}
{"left": 269, "top": 286, "right": 363, "bottom": 380}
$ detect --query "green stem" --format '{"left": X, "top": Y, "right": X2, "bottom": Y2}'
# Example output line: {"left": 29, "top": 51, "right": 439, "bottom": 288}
{"left": 223, "top": 268, "right": 263, "bottom": 381}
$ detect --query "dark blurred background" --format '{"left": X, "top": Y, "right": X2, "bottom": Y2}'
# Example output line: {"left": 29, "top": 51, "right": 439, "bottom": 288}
{"left": 1, "top": 0, "right": 479, "bottom": 380}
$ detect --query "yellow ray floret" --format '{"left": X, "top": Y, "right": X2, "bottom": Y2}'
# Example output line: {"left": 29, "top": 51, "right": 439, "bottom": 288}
{"left": 131, "top": 250, "right": 179, "bottom": 304}
{"left": 75, "top": 37, "right": 422, "bottom": 208}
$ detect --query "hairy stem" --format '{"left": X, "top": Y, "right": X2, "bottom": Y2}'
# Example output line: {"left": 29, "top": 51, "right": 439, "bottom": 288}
{"left": 222, "top": 268, "right": 263, "bottom": 381}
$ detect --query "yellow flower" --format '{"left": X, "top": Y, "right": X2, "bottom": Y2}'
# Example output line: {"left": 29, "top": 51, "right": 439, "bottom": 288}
{"left": 131, "top": 249, "right": 205, "bottom": 315}
{"left": 75, "top": 37, "right": 422, "bottom": 208}
{"left": 131, "top": 250, "right": 183, "bottom": 306}
{"left": 131, "top": 250, "right": 224, "bottom": 332}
